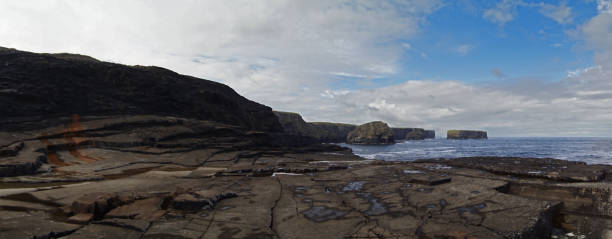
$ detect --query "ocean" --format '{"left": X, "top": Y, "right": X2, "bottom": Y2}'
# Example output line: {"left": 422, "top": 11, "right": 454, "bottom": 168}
{"left": 339, "top": 137, "right": 612, "bottom": 165}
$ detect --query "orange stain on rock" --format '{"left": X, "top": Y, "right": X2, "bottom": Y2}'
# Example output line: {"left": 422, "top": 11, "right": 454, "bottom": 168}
{"left": 40, "top": 133, "right": 70, "bottom": 167}
{"left": 64, "top": 114, "right": 102, "bottom": 163}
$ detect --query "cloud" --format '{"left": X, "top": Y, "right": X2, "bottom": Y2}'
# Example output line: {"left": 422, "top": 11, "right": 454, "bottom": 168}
{"left": 483, "top": 1, "right": 573, "bottom": 25}
{"left": 597, "top": 0, "right": 612, "bottom": 13}
{"left": 491, "top": 68, "right": 506, "bottom": 79}
{"left": 0, "top": 0, "right": 444, "bottom": 114}
{"left": 483, "top": 0, "right": 519, "bottom": 25}
{"left": 539, "top": 2, "right": 573, "bottom": 24}
{"left": 567, "top": 65, "right": 603, "bottom": 78}
{"left": 1, "top": 1, "right": 612, "bottom": 137}
{"left": 453, "top": 44, "right": 475, "bottom": 55}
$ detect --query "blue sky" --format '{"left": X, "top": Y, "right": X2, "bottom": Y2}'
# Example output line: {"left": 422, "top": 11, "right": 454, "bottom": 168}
{"left": 1, "top": 0, "right": 612, "bottom": 136}
{"left": 337, "top": 0, "right": 599, "bottom": 90}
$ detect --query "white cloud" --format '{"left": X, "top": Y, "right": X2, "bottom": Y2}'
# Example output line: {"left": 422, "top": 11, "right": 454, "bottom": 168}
{"left": 567, "top": 65, "right": 603, "bottom": 78}
{"left": 331, "top": 72, "right": 369, "bottom": 79}
{"left": 483, "top": 0, "right": 518, "bottom": 25}
{"left": 0, "top": 0, "right": 444, "bottom": 115}
{"left": 454, "top": 44, "right": 475, "bottom": 55}
{"left": 597, "top": 0, "right": 612, "bottom": 13}
{"left": 483, "top": 1, "right": 573, "bottom": 25}
{"left": 539, "top": 2, "right": 573, "bottom": 24}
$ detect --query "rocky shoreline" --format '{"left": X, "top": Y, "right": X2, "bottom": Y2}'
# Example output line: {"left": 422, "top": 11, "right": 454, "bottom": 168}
{"left": 1, "top": 47, "right": 610, "bottom": 238}
{"left": 1, "top": 114, "right": 611, "bottom": 238}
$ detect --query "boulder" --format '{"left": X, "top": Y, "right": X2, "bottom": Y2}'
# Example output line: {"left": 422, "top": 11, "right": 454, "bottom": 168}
{"left": 346, "top": 121, "right": 394, "bottom": 145}
{"left": 447, "top": 130, "right": 487, "bottom": 139}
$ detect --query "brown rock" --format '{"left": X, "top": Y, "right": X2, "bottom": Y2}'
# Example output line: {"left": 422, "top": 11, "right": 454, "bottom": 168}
{"left": 67, "top": 213, "right": 94, "bottom": 224}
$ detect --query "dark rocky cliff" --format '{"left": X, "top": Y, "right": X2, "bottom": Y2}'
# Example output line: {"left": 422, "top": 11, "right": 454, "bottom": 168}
{"left": 0, "top": 47, "right": 282, "bottom": 132}
{"left": 273, "top": 111, "right": 356, "bottom": 143}
{"left": 447, "top": 130, "right": 487, "bottom": 139}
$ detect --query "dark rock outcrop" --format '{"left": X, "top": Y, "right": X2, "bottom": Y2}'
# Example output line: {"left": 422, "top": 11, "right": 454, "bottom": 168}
{"left": 447, "top": 130, "right": 487, "bottom": 139}
{"left": 0, "top": 47, "right": 281, "bottom": 132}
{"left": 424, "top": 130, "right": 435, "bottom": 139}
{"left": 346, "top": 121, "right": 394, "bottom": 145}
{"left": 273, "top": 111, "right": 356, "bottom": 143}
{"left": 0, "top": 141, "right": 24, "bottom": 157}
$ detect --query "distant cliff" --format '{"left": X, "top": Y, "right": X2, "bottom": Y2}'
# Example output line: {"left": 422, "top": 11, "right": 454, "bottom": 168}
{"left": 274, "top": 111, "right": 435, "bottom": 143}
{"left": 273, "top": 111, "right": 356, "bottom": 143}
{"left": 347, "top": 121, "right": 394, "bottom": 145}
{"left": 447, "top": 130, "right": 487, "bottom": 139}
{"left": 391, "top": 128, "right": 436, "bottom": 140}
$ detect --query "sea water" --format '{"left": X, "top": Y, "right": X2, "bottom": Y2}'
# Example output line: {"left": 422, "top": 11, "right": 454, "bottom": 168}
{"left": 339, "top": 137, "right": 612, "bottom": 165}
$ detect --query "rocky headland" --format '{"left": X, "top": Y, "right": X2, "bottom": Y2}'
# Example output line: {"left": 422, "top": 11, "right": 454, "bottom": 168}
{"left": 346, "top": 121, "right": 395, "bottom": 145}
{"left": 273, "top": 111, "right": 356, "bottom": 143}
{"left": 0, "top": 47, "right": 610, "bottom": 239}
{"left": 447, "top": 130, "right": 488, "bottom": 140}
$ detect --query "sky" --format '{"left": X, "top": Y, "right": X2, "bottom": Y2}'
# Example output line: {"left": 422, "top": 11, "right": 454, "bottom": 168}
{"left": 1, "top": 0, "right": 611, "bottom": 137}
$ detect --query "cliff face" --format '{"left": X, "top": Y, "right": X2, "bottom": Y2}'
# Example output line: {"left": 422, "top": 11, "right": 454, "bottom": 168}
{"left": 273, "top": 111, "right": 356, "bottom": 143}
{"left": 0, "top": 47, "right": 282, "bottom": 132}
{"left": 346, "top": 121, "right": 394, "bottom": 145}
{"left": 447, "top": 130, "right": 487, "bottom": 139}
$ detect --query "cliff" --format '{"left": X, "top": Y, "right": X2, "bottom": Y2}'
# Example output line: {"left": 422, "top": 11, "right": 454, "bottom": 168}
{"left": 273, "top": 111, "right": 356, "bottom": 142}
{"left": 346, "top": 121, "right": 394, "bottom": 145}
{"left": 447, "top": 130, "right": 488, "bottom": 139}
{"left": 0, "top": 47, "right": 282, "bottom": 132}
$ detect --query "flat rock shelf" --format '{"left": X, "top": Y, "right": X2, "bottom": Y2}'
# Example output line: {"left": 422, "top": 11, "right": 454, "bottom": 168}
{"left": 1, "top": 115, "right": 611, "bottom": 238}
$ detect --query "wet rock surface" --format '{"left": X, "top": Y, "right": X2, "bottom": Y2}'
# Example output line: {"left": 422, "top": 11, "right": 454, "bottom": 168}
{"left": 3, "top": 115, "right": 610, "bottom": 238}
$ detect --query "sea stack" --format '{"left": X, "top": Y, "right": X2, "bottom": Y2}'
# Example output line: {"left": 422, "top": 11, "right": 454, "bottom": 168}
{"left": 447, "top": 130, "right": 487, "bottom": 139}
{"left": 347, "top": 121, "right": 394, "bottom": 145}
